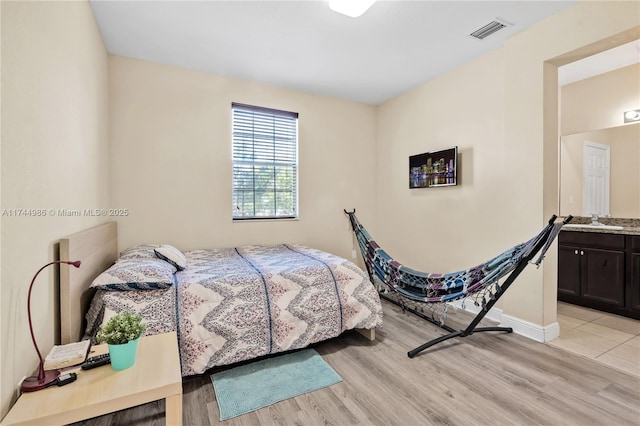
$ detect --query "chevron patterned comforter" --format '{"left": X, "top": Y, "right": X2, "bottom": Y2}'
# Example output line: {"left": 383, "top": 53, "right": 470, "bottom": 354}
{"left": 85, "top": 244, "right": 383, "bottom": 376}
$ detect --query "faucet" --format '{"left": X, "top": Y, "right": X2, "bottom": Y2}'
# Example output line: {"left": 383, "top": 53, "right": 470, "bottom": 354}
{"left": 591, "top": 214, "right": 602, "bottom": 226}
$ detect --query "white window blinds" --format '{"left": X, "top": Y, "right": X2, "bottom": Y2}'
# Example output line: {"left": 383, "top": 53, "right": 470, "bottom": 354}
{"left": 232, "top": 103, "right": 298, "bottom": 220}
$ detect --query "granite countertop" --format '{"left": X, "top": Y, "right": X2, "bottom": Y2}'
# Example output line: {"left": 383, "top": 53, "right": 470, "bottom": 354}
{"left": 560, "top": 216, "right": 640, "bottom": 236}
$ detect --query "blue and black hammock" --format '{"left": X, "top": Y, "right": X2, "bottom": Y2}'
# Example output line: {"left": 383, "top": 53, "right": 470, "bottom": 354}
{"left": 345, "top": 210, "right": 571, "bottom": 357}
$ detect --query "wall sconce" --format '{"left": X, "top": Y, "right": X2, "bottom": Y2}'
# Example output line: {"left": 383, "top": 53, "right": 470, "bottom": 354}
{"left": 624, "top": 108, "right": 640, "bottom": 123}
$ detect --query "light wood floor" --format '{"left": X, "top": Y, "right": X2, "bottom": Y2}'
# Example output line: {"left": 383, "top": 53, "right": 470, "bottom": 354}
{"left": 75, "top": 300, "right": 640, "bottom": 425}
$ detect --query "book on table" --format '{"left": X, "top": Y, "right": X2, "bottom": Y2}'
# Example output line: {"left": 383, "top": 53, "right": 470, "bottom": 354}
{"left": 43, "top": 340, "right": 91, "bottom": 370}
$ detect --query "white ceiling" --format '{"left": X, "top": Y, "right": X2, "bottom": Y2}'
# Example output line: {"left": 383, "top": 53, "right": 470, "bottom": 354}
{"left": 90, "top": 0, "right": 576, "bottom": 105}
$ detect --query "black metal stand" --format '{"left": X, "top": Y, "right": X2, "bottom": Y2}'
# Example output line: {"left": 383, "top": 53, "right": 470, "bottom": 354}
{"left": 406, "top": 215, "right": 569, "bottom": 358}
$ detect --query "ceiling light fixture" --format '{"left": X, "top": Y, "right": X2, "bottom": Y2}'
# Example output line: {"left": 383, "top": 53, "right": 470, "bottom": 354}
{"left": 624, "top": 108, "right": 640, "bottom": 123}
{"left": 329, "top": 0, "right": 375, "bottom": 18}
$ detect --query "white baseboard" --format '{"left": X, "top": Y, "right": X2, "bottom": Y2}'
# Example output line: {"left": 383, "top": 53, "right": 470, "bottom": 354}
{"left": 449, "top": 300, "right": 559, "bottom": 343}
{"left": 500, "top": 314, "right": 560, "bottom": 342}
{"left": 449, "top": 300, "right": 503, "bottom": 323}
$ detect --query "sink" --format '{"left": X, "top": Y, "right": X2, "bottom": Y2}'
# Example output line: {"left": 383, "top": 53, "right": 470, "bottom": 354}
{"left": 564, "top": 224, "right": 624, "bottom": 230}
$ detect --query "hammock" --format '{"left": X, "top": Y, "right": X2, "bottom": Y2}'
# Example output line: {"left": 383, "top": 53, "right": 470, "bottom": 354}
{"left": 344, "top": 210, "right": 571, "bottom": 357}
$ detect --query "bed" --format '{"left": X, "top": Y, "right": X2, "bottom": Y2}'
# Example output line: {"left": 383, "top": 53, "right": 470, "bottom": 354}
{"left": 59, "top": 222, "right": 383, "bottom": 376}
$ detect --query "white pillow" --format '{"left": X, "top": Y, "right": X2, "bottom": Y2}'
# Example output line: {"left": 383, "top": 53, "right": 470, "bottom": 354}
{"left": 154, "top": 245, "right": 187, "bottom": 271}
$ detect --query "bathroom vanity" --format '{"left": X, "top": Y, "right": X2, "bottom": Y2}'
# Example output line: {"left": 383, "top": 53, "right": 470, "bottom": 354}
{"left": 557, "top": 220, "right": 640, "bottom": 320}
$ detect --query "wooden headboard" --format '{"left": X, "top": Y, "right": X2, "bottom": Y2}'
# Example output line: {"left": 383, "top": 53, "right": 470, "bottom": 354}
{"left": 59, "top": 222, "right": 117, "bottom": 344}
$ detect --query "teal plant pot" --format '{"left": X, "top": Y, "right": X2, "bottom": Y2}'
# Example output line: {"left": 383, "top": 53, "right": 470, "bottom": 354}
{"left": 108, "top": 337, "right": 140, "bottom": 371}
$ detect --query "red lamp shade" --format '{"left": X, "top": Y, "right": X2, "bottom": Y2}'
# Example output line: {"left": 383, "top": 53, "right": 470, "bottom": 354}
{"left": 21, "top": 260, "right": 81, "bottom": 392}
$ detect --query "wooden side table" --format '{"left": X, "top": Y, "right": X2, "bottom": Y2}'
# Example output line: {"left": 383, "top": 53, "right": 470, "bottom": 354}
{"left": 1, "top": 332, "right": 182, "bottom": 426}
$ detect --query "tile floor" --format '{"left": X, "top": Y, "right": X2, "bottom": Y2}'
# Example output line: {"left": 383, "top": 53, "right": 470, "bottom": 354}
{"left": 547, "top": 301, "right": 640, "bottom": 378}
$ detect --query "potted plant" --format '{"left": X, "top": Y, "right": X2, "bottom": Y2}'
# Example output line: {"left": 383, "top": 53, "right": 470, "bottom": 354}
{"left": 96, "top": 312, "right": 146, "bottom": 370}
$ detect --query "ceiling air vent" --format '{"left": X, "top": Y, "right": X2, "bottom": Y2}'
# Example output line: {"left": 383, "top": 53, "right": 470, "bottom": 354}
{"left": 469, "top": 19, "right": 511, "bottom": 40}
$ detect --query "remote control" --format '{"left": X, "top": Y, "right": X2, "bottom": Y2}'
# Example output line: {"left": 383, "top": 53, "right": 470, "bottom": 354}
{"left": 81, "top": 353, "right": 111, "bottom": 370}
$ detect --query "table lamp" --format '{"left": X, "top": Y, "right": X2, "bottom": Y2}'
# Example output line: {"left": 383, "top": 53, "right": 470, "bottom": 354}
{"left": 21, "top": 260, "right": 81, "bottom": 392}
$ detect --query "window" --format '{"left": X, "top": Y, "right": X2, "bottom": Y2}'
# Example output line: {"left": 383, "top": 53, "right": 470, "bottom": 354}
{"left": 232, "top": 103, "right": 298, "bottom": 220}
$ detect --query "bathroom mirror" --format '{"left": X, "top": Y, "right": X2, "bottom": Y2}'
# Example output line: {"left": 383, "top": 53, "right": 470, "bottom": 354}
{"left": 559, "top": 123, "right": 640, "bottom": 218}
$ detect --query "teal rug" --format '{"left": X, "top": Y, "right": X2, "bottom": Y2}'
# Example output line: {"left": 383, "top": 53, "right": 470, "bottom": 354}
{"left": 210, "top": 348, "right": 342, "bottom": 420}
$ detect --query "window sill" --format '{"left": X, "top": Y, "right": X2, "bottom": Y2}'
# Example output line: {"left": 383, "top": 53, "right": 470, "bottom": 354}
{"left": 232, "top": 217, "right": 299, "bottom": 222}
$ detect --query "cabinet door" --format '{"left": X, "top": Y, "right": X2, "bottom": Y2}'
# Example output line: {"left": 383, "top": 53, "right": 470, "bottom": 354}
{"left": 558, "top": 245, "right": 580, "bottom": 297}
{"left": 630, "top": 252, "right": 640, "bottom": 312}
{"left": 581, "top": 248, "right": 625, "bottom": 307}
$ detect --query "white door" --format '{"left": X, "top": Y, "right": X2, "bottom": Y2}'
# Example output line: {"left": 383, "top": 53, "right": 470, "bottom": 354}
{"left": 582, "top": 141, "right": 610, "bottom": 217}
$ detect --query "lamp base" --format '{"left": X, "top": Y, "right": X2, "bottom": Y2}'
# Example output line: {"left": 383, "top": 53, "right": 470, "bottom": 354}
{"left": 21, "top": 370, "right": 59, "bottom": 392}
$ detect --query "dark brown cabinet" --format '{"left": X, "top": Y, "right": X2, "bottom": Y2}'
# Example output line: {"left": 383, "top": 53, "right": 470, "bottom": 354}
{"left": 630, "top": 236, "right": 640, "bottom": 312}
{"left": 580, "top": 247, "right": 625, "bottom": 306}
{"left": 557, "top": 231, "right": 638, "bottom": 320}
{"left": 558, "top": 244, "right": 581, "bottom": 297}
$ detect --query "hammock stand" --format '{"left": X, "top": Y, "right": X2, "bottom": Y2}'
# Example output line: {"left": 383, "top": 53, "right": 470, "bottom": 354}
{"left": 344, "top": 209, "right": 571, "bottom": 358}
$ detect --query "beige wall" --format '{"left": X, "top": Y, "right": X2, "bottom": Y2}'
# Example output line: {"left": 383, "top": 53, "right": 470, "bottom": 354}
{"left": 376, "top": 49, "right": 509, "bottom": 272}
{"left": 377, "top": 1, "right": 639, "bottom": 328}
{"left": 0, "top": 0, "right": 4, "bottom": 418}
{"left": 1, "top": 1, "right": 109, "bottom": 418}
{"left": 562, "top": 63, "right": 640, "bottom": 135}
{"left": 108, "top": 56, "right": 376, "bottom": 260}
